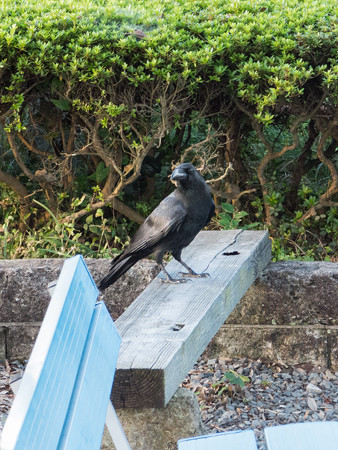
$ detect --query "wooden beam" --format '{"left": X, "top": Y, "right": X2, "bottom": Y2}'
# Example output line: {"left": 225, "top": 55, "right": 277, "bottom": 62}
{"left": 112, "top": 230, "right": 271, "bottom": 408}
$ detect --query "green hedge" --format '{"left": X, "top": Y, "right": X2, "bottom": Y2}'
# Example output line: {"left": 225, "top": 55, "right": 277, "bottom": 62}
{"left": 1, "top": 0, "right": 336, "bottom": 123}
{"left": 0, "top": 0, "right": 337, "bottom": 260}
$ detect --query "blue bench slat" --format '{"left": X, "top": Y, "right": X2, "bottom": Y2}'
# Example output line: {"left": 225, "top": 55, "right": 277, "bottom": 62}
{"left": 1, "top": 255, "right": 99, "bottom": 450}
{"left": 59, "top": 301, "right": 121, "bottom": 449}
{"left": 264, "top": 421, "right": 338, "bottom": 450}
{"left": 177, "top": 430, "right": 258, "bottom": 450}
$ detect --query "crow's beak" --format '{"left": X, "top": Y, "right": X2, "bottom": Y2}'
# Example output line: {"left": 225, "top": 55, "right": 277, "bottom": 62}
{"left": 171, "top": 168, "right": 187, "bottom": 181}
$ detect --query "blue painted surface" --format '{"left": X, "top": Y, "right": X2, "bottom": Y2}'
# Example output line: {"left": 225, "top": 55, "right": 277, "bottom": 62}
{"left": 177, "top": 430, "right": 258, "bottom": 450}
{"left": 59, "top": 301, "right": 121, "bottom": 449}
{"left": 264, "top": 421, "right": 338, "bottom": 450}
{"left": 178, "top": 422, "right": 338, "bottom": 450}
{"left": 1, "top": 255, "right": 99, "bottom": 450}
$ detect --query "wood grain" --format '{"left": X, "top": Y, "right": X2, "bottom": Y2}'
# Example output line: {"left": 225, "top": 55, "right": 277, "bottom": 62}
{"left": 112, "top": 230, "right": 271, "bottom": 408}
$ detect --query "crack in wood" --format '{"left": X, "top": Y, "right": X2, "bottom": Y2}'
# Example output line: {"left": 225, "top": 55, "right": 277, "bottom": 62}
{"left": 201, "top": 229, "right": 244, "bottom": 274}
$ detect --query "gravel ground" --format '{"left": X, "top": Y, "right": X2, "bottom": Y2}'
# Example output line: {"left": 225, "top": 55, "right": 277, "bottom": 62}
{"left": 182, "top": 357, "right": 338, "bottom": 449}
{"left": 1, "top": 358, "right": 337, "bottom": 448}
{"left": 0, "top": 360, "right": 26, "bottom": 436}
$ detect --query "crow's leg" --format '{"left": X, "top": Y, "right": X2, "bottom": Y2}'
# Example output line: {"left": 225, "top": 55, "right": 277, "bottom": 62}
{"left": 172, "top": 251, "right": 209, "bottom": 278}
{"left": 155, "top": 250, "right": 190, "bottom": 283}
{"left": 159, "top": 262, "right": 191, "bottom": 284}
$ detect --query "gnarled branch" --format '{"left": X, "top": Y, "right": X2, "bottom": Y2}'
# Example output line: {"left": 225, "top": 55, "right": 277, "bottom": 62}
{"left": 298, "top": 120, "right": 338, "bottom": 222}
{"left": 0, "top": 168, "right": 31, "bottom": 231}
{"left": 6, "top": 132, "right": 57, "bottom": 213}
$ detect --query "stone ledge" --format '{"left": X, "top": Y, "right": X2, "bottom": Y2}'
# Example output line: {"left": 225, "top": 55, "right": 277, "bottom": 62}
{"left": 204, "top": 324, "right": 338, "bottom": 369}
{"left": 0, "top": 259, "right": 337, "bottom": 368}
{"left": 227, "top": 261, "right": 338, "bottom": 326}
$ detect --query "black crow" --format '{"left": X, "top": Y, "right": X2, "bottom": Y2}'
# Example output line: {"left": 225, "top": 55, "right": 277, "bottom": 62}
{"left": 98, "top": 163, "right": 215, "bottom": 290}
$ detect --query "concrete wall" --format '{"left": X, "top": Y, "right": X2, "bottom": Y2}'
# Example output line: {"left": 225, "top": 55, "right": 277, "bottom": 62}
{"left": 205, "top": 261, "right": 338, "bottom": 370}
{"left": 0, "top": 259, "right": 337, "bottom": 369}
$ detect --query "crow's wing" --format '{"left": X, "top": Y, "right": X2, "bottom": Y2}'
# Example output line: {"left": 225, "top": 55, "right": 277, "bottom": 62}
{"left": 125, "top": 194, "right": 187, "bottom": 255}
{"left": 204, "top": 200, "right": 215, "bottom": 227}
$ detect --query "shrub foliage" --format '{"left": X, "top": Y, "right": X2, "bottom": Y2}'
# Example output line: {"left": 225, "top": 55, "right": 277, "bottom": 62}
{"left": 0, "top": 0, "right": 337, "bottom": 259}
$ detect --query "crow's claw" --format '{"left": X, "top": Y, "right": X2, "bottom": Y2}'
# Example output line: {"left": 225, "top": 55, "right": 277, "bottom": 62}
{"left": 161, "top": 277, "right": 192, "bottom": 284}
{"left": 179, "top": 272, "right": 210, "bottom": 278}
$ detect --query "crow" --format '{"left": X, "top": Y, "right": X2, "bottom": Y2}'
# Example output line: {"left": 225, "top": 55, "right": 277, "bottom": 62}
{"left": 98, "top": 163, "right": 215, "bottom": 290}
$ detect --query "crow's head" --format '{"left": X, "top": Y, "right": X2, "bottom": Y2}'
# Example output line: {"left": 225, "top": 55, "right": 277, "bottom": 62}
{"left": 171, "top": 163, "right": 196, "bottom": 182}
{"left": 171, "top": 163, "right": 205, "bottom": 191}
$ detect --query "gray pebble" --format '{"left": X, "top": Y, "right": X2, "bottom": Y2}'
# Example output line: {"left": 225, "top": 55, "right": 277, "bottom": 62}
{"left": 292, "top": 389, "right": 303, "bottom": 397}
{"left": 306, "top": 383, "right": 322, "bottom": 394}
{"left": 307, "top": 397, "right": 318, "bottom": 411}
{"left": 319, "top": 380, "right": 332, "bottom": 390}
{"left": 281, "top": 373, "right": 292, "bottom": 380}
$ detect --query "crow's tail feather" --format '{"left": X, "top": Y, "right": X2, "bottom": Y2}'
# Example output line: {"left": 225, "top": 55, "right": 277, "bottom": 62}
{"left": 98, "top": 252, "right": 148, "bottom": 290}
{"left": 98, "top": 255, "right": 134, "bottom": 290}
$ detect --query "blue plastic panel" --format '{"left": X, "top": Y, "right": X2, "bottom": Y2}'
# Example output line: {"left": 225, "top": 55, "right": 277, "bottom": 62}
{"left": 178, "top": 430, "right": 258, "bottom": 450}
{"left": 1, "top": 255, "right": 99, "bottom": 450}
{"left": 264, "top": 421, "right": 338, "bottom": 450}
{"left": 59, "top": 301, "right": 121, "bottom": 450}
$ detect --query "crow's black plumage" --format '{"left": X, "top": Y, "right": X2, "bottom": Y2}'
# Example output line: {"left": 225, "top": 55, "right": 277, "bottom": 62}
{"left": 98, "top": 163, "right": 215, "bottom": 290}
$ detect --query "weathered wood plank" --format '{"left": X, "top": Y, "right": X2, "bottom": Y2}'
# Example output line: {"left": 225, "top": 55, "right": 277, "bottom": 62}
{"left": 112, "top": 230, "right": 271, "bottom": 408}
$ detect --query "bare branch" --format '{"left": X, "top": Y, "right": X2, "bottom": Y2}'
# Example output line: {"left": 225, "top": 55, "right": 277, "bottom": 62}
{"left": 6, "top": 132, "right": 39, "bottom": 181}
{"left": 6, "top": 132, "right": 57, "bottom": 212}
{"left": 0, "top": 168, "right": 31, "bottom": 231}
{"left": 298, "top": 119, "right": 338, "bottom": 222}
{"left": 206, "top": 163, "right": 233, "bottom": 185}
{"left": 60, "top": 167, "right": 141, "bottom": 224}
{"left": 234, "top": 94, "right": 328, "bottom": 225}
{"left": 16, "top": 133, "right": 50, "bottom": 157}
{"left": 212, "top": 187, "right": 257, "bottom": 202}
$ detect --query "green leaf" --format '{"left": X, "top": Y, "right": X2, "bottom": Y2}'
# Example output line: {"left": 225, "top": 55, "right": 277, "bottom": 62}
{"left": 222, "top": 203, "right": 235, "bottom": 214}
{"left": 51, "top": 98, "right": 71, "bottom": 111}
{"left": 223, "top": 370, "right": 249, "bottom": 388}
{"left": 88, "top": 162, "right": 109, "bottom": 183}
{"left": 86, "top": 215, "right": 93, "bottom": 225}
{"left": 51, "top": 77, "right": 63, "bottom": 90}
{"left": 33, "top": 199, "right": 60, "bottom": 224}
{"left": 219, "top": 216, "right": 231, "bottom": 228}
{"left": 242, "top": 222, "right": 260, "bottom": 230}
{"left": 235, "top": 211, "right": 248, "bottom": 219}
